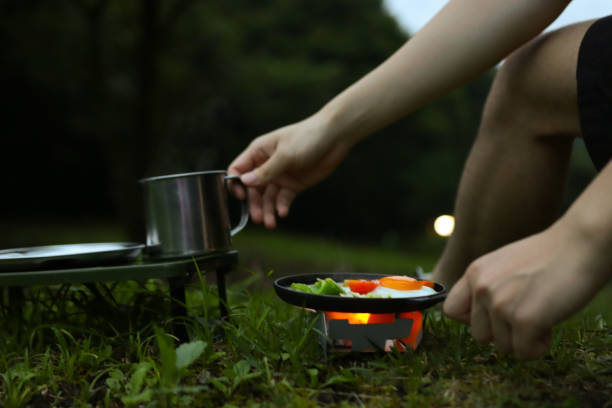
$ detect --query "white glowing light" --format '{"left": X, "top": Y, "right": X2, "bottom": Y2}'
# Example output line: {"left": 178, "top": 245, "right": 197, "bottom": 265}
{"left": 434, "top": 215, "right": 455, "bottom": 237}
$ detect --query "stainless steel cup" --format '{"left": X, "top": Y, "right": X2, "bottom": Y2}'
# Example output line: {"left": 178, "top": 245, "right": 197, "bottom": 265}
{"left": 139, "top": 170, "right": 249, "bottom": 259}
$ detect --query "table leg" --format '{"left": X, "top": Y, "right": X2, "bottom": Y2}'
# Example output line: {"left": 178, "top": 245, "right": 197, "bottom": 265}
{"left": 216, "top": 267, "right": 229, "bottom": 319}
{"left": 7, "top": 287, "right": 24, "bottom": 318}
{"left": 168, "top": 277, "right": 188, "bottom": 342}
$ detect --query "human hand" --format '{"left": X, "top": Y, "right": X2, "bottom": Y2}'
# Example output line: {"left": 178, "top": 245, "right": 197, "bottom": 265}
{"left": 228, "top": 114, "right": 351, "bottom": 228}
{"left": 443, "top": 223, "right": 609, "bottom": 359}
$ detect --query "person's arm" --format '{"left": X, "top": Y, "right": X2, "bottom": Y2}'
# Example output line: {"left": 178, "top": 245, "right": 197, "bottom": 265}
{"left": 561, "top": 161, "right": 612, "bottom": 260}
{"left": 444, "top": 161, "right": 612, "bottom": 359}
{"left": 319, "top": 0, "right": 571, "bottom": 146}
{"left": 229, "top": 0, "right": 572, "bottom": 227}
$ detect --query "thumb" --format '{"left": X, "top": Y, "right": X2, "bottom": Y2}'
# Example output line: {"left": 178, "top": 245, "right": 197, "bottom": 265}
{"left": 241, "top": 150, "right": 288, "bottom": 186}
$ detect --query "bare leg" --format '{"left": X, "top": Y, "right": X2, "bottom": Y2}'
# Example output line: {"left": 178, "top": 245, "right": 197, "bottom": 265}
{"left": 432, "top": 20, "right": 595, "bottom": 287}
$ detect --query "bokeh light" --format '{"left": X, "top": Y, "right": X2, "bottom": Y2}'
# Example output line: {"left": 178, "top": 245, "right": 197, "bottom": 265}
{"left": 434, "top": 215, "right": 455, "bottom": 237}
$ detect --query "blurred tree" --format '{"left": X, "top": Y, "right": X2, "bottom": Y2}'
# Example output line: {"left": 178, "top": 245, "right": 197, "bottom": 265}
{"left": 1, "top": 0, "right": 592, "bottom": 245}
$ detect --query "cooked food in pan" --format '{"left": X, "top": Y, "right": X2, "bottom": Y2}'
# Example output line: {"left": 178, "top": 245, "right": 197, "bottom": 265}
{"left": 290, "top": 275, "right": 437, "bottom": 298}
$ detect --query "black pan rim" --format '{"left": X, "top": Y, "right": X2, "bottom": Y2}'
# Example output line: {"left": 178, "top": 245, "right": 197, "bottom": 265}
{"left": 274, "top": 272, "right": 447, "bottom": 313}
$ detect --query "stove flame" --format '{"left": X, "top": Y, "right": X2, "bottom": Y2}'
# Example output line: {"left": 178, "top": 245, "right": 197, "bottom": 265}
{"left": 323, "top": 311, "right": 424, "bottom": 351}
{"left": 324, "top": 312, "right": 372, "bottom": 324}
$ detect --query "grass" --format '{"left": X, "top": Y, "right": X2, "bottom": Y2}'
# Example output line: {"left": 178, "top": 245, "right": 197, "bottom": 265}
{"left": 0, "top": 228, "right": 611, "bottom": 407}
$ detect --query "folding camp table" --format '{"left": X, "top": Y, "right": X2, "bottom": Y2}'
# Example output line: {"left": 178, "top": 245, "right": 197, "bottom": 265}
{"left": 0, "top": 250, "right": 238, "bottom": 340}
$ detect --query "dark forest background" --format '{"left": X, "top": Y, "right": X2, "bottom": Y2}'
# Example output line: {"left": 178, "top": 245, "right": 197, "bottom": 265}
{"left": 0, "top": 0, "right": 596, "bottom": 247}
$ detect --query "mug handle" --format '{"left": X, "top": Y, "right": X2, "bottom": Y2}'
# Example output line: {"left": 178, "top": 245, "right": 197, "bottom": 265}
{"left": 224, "top": 174, "right": 249, "bottom": 236}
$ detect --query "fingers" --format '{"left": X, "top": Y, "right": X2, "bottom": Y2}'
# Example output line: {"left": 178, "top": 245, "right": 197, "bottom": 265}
{"left": 228, "top": 140, "right": 259, "bottom": 176}
{"left": 227, "top": 178, "right": 246, "bottom": 200}
{"left": 241, "top": 149, "right": 289, "bottom": 187}
{"left": 513, "top": 327, "right": 551, "bottom": 360}
{"left": 248, "top": 187, "right": 264, "bottom": 224}
{"left": 228, "top": 134, "right": 276, "bottom": 198}
{"left": 246, "top": 184, "right": 295, "bottom": 228}
{"left": 511, "top": 302, "right": 552, "bottom": 359}
{"left": 228, "top": 151, "right": 254, "bottom": 200}
{"left": 262, "top": 185, "right": 279, "bottom": 229}
{"left": 276, "top": 188, "right": 296, "bottom": 218}
{"left": 228, "top": 128, "right": 301, "bottom": 216}
{"left": 444, "top": 262, "right": 545, "bottom": 358}
{"left": 490, "top": 314, "right": 513, "bottom": 353}
{"left": 470, "top": 296, "right": 492, "bottom": 343}
{"left": 443, "top": 276, "right": 472, "bottom": 324}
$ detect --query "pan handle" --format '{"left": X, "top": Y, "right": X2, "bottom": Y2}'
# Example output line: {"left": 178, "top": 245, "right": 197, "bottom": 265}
{"left": 224, "top": 174, "right": 249, "bottom": 236}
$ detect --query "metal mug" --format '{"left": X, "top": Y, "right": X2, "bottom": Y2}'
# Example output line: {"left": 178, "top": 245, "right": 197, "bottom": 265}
{"left": 139, "top": 170, "right": 249, "bottom": 259}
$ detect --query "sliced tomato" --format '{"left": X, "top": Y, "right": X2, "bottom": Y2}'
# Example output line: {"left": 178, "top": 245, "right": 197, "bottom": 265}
{"left": 379, "top": 275, "right": 423, "bottom": 290}
{"left": 345, "top": 279, "right": 379, "bottom": 294}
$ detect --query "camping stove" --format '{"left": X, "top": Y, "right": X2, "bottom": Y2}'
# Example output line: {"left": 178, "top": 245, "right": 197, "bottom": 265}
{"left": 273, "top": 273, "right": 447, "bottom": 355}
{"left": 315, "top": 311, "right": 423, "bottom": 353}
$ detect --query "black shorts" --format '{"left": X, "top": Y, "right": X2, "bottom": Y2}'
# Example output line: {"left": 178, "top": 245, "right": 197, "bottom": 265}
{"left": 577, "top": 15, "right": 612, "bottom": 171}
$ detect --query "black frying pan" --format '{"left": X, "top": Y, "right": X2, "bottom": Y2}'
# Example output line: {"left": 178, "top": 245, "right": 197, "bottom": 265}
{"left": 274, "top": 273, "right": 447, "bottom": 313}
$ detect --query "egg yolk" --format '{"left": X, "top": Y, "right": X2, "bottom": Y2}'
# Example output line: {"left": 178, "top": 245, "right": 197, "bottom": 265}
{"left": 379, "top": 276, "right": 423, "bottom": 290}
{"left": 421, "top": 280, "right": 435, "bottom": 288}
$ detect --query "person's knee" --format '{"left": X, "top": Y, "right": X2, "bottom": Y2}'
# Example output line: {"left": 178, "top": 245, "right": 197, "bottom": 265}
{"left": 480, "top": 22, "right": 592, "bottom": 141}
{"left": 480, "top": 52, "right": 544, "bottom": 138}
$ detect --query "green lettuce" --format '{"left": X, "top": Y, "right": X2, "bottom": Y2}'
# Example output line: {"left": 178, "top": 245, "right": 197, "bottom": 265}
{"left": 290, "top": 278, "right": 345, "bottom": 295}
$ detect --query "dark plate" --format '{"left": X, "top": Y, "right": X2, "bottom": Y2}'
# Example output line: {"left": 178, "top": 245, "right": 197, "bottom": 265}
{"left": 274, "top": 273, "right": 447, "bottom": 313}
{"left": 0, "top": 242, "right": 144, "bottom": 272}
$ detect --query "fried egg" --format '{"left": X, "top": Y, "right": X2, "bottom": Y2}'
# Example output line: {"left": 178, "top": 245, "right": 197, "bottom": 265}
{"left": 339, "top": 276, "right": 437, "bottom": 298}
